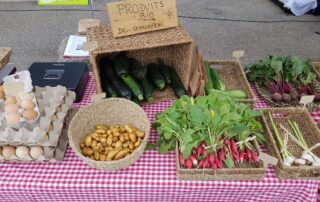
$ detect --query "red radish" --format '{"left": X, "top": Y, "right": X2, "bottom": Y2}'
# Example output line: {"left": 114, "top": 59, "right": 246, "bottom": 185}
{"left": 232, "top": 152, "right": 239, "bottom": 161}
{"left": 251, "top": 151, "right": 259, "bottom": 162}
{"left": 197, "top": 144, "right": 205, "bottom": 156}
{"left": 179, "top": 153, "right": 185, "bottom": 167}
{"left": 244, "top": 153, "right": 248, "bottom": 161}
{"left": 246, "top": 147, "right": 252, "bottom": 160}
{"left": 223, "top": 144, "right": 228, "bottom": 152}
{"left": 239, "top": 150, "right": 244, "bottom": 162}
{"left": 198, "top": 160, "right": 204, "bottom": 168}
{"left": 211, "top": 163, "right": 217, "bottom": 171}
{"left": 201, "top": 141, "right": 206, "bottom": 148}
{"left": 203, "top": 156, "right": 210, "bottom": 168}
{"left": 215, "top": 159, "right": 223, "bottom": 168}
{"left": 185, "top": 159, "right": 193, "bottom": 169}
{"left": 218, "top": 150, "right": 225, "bottom": 161}
{"left": 192, "top": 148, "right": 197, "bottom": 154}
{"left": 230, "top": 140, "right": 237, "bottom": 153}
{"left": 208, "top": 153, "right": 215, "bottom": 165}
{"left": 224, "top": 139, "right": 230, "bottom": 145}
{"left": 190, "top": 154, "right": 198, "bottom": 166}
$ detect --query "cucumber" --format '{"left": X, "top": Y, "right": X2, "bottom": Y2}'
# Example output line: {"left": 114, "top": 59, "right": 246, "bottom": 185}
{"left": 170, "top": 68, "right": 186, "bottom": 97}
{"left": 157, "top": 58, "right": 171, "bottom": 84}
{"left": 121, "top": 75, "right": 144, "bottom": 101}
{"left": 147, "top": 63, "right": 166, "bottom": 90}
{"left": 100, "top": 76, "right": 118, "bottom": 97}
{"left": 131, "top": 97, "right": 142, "bottom": 106}
{"left": 210, "top": 68, "right": 225, "bottom": 91}
{"left": 114, "top": 52, "right": 130, "bottom": 78}
{"left": 129, "top": 58, "right": 147, "bottom": 80}
{"left": 204, "top": 61, "right": 214, "bottom": 95}
{"left": 225, "top": 90, "right": 247, "bottom": 99}
{"left": 140, "top": 76, "right": 154, "bottom": 102}
{"left": 100, "top": 57, "right": 132, "bottom": 99}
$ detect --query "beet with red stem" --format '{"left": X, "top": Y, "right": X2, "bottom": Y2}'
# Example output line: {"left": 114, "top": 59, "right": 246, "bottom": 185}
{"left": 271, "top": 93, "right": 282, "bottom": 102}
{"left": 282, "top": 93, "right": 291, "bottom": 102}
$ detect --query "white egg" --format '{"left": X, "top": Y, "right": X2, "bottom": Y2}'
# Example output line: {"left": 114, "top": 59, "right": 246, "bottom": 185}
{"left": 30, "top": 146, "right": 44, "bottom": 160}
{"left": 2, "top": 146, "right": 16, "bottom": 159}
{"left": 16, "top": 146, "right": 30, "bottom": 159}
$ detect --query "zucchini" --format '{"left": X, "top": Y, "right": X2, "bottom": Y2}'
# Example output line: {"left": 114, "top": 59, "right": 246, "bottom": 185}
{"left": 129, "top": 58, "right": 147, "bottom": 80}
{"left": 100, "top": 57, "right": 132, "bottom": 99}
{"left": 140, "top": 76, "right": 154, "bottom": 102}
{"left": 210, "top": 68, "right": 225, "bottom": 91}
{"left": 100, "top": 76, "right": 118, "bottom": 97}
{"left": 131, "top": 97, "right": 142, "bottom": 106}
{"left": 114, "top": 52, "right": 130, "bottom": 78}
{"left": 170, "top": 68, "right": 186, "bottom": 97}
{"left": 147, "top": 63, "right": 166, "bottom": 90}
{"left": 204, "top": 61, "right": 214, "bottom": 95}
{"left": 157, "top": 58, "right": 171, "bottom": 84}
{"left": 224, "top": 90, "right": 247, "bottom": 99}
{"left": 121, "top": 75, "right": 144, "bottom": 101}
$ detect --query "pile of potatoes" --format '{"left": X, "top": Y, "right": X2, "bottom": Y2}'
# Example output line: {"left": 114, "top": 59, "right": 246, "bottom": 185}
{"left": 80, "top": 124, "right": 145, "bottom": 161}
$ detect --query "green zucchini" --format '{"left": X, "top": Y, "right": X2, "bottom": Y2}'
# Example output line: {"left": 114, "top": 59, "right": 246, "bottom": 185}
{"left": 224, "top": 90, "right": 247, "bottom": 99}
{"left": 131, "top": 97, "right": 142, "bottom": 106}
{"left": 100, "top": 76, "right": 118, "bottom": 97}
{"left": 121, "top": 75, "right": 144, "bottom": 101}
{"left": 204, "top": 61, "right": 214, "bottom": 95}
{"left": 170, "top": 68, "right": 186, "bottom": 97}
{"left": 100, "top": 57, "right": 132, "bottom": 99}
{"left": 210, "top": 68, "right": 225, "bottom": 91}
{"left": 157, "top": 58, "right": 171, "bottom": 84}
{"left": 140, "top": 76, "right": 154, "bottom": 102}
{"left": 147, "top": 63, "right": 166, "bottom": 90}
{"left": 129, "top": 58, "right": 147, "bottom": 80}
{"left": 114, "top": 52, "right": 130, "bottom": 78}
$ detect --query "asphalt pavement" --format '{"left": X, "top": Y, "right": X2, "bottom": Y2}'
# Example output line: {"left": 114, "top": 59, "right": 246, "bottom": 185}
{"left": 1, "top": 0, "right": 320, "bottom": 70}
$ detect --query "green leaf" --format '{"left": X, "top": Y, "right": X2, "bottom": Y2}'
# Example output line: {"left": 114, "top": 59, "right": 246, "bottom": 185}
{"left": 224, "top": 154, "right": 235, "bottom": 168}
{"left": 188, "top": 106, "right": 205, "bottom": 126}
{"left": 181, "top": 129, "right": 194, "bottom": 144}
{"left": 146, "top": 143, "right": 157, "bottom": 150}
{"left": 229, "top": 125, "right": 248, "bottom": 134}
{"left": 159, "top": 142, "right": 171, "bottom": 154}
{"left": 182, "top": 140, "right": 199, "bottom": 159}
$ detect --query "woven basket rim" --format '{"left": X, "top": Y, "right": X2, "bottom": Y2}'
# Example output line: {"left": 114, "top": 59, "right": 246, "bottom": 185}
{"left": 68, "top": 98, "right": 150, "bottom": 169}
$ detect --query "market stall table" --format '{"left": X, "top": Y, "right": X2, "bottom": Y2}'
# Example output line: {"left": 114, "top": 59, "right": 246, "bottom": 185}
{"left": 0, "top": 73, "right": 319, "bottom": 202}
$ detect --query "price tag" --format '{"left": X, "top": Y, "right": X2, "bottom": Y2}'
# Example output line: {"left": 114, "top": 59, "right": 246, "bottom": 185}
{"left": 91, "top": 93, "right": 106, "bottom": 103}
{"left": 107, "top": 0, "right": 179, "bottom": 37}
{"left": 232, "top": 50, "right": 244, "bottom": 65}
{"left": 300, "top": 95, "right": 315, "bottom": 107}
{"left": 259, "top": 152, "right": 278, "bottom": 166}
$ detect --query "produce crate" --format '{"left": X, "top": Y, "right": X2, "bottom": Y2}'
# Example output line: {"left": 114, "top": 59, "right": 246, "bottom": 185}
{"left": 207, "top": 60, "right": 256, "bottom": 107}
{"left": 262, "top": 108, "right": 320, "bottom": 179}
{"left": 86, "top": 25, "right": 206, "bottom": 102}
{"left": 175, "top": 118, "right": 268, "bottom": 181}
{"left": 0, "top": 47, "right": 12, "bottom": 69}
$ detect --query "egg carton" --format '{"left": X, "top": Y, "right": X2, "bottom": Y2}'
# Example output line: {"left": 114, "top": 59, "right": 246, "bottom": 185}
{"left": 0, "top": 86, "right": 76, "bottom": 147}
{"left": 0, "top": 108, "right": 77, "bottom": 162}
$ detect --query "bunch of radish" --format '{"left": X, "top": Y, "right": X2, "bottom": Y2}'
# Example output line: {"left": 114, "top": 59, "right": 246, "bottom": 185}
{"left": 179, "top": 139, "right": 260, "bottom": 170}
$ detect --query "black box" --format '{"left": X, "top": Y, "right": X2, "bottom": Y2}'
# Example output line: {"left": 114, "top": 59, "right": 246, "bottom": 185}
{"left": 28, "top": 62, "right": 89, "bottom": 103}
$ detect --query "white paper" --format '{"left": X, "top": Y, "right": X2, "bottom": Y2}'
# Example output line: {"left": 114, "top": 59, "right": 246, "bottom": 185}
{"left": 64, "top": 35, "right": 89, "bottom": 58}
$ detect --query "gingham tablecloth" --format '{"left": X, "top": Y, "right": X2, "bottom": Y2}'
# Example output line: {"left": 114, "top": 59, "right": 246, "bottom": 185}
{"left": 0, "top": 73, "right": 319, "bottom": 202}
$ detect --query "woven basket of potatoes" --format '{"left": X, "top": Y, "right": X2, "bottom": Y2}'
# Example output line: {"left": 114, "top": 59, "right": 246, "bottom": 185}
{"left": 68, "top": 98, "right": 150, "bottom": 170}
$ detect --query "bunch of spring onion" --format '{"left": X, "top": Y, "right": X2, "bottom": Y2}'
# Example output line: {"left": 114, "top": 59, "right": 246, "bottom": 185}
{"left": 268, "top": 112, "right": 320, "bottom": 166}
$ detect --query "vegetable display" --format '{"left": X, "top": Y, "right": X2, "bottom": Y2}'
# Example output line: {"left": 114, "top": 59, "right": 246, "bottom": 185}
{"left": 268, "top": 113, "right": 320, "bottom": 166}
{"left": 153, "top": 91, "right": 265, "bottom": 170}
{"left": 246, "top": 55, "right": 319, "bottom": 103}
{"left": 99, "top": 52, "right": 186, "bottom": 102}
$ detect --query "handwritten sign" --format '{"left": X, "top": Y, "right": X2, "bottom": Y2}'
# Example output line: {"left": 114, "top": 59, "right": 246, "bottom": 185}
{"left": 38, "top": 0, "right": 88, "bottom": 6}
{"left": 300, "top": 95, "right": 315, "bottom": 107}
{"left": 107, "top": 0, "right": 179, "bottom": 37}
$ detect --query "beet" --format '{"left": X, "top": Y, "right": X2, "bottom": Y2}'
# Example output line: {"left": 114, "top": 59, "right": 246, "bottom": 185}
{"left": 271, "top": 93, "right": 282, "bottom": 102}
{"left": 314, "top": 94, "right": 320, "bottom": 102}
{"left": 282, "top": 93, "right": 291, "bottom": 102}
{"left": 290, "top": 89, "right": 299, "bottom": 101}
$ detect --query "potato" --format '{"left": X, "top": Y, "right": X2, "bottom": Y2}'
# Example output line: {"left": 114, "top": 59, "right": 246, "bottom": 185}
{"left": 91, "top": 140, "right": 97, "bottom": 148}
{"left": 119, "top": 135, "right": 125, "bottom": 143}
{"left": 134, "top": 140, "right": 141, "bottom": 148}
{"left": 129, "top": 142, "right": 134, "bottom": 150}
{"left": 114, "top": 149, "right": 130, "bottom": 160}
{"left": 80, "top": 143, "right": 85, "bottom": 149}
{"left": 100, "top": 137, "right": 107, "bottom": 144}
{"left": 112, "top": 136, "right": 119, "bottom": 142}
{"left": 94, "top": 152, "right": 100, "bottom": 160}
{"left": 129, "top": 133, "right": 137, "bottom": 142}
{"left": 84, "top": 136, "right": 92, "bottom": 147}
{"left": 95, "top": 129, "right": 106, "bottom": 134}
{"left": 114, "top": 141, "right": 123, "bottom": 149}
{"left": 123, "top": 142, "right": 129, "bottom": 148}
{"left": 100, "top": 154, "right": 107, "bottom": 161}
{"left": 136, "top": 131, "right": 145, "bottom": 138}
{"left": 107, "top": 148, "right": 121, "bottom": 160}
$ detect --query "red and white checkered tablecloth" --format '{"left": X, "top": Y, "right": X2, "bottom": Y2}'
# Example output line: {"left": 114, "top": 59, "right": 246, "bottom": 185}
{"left": 0, "top": 73, "right": 319, "bottom": 202}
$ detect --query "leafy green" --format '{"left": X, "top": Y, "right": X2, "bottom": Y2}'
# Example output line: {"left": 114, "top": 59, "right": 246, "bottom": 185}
{"left": 245, "top": 55, "right": 316, "bottom": 86}
{"left": 154, "top": 91, "right": 265, "bottom": 158}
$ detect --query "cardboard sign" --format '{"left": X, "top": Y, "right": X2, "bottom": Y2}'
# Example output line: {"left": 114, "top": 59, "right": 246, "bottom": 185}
{"left": 38, "top": 0, "right": 88, "bottom": 6}
{"left": 107, "top": 0, "right": 179, "bottom": 37}
{"left": 300, "top": 95, "right": 315, "bottom": 107}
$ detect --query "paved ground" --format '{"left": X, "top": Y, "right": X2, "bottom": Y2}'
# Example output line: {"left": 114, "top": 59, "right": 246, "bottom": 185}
{"left": 1, "top": 0, "right": 320, "bottom": 70}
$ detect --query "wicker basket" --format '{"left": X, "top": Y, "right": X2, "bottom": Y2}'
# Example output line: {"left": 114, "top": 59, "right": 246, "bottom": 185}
{"left": 262, "top": 108, "right": 320, "bottom": 179}
{"left": 0, "top": 47, "right": 12, "bottom": 69}
{"left": 68, "top": 98, "right": 150, "bottom": 171}
{"left": 86, "top": 25, "right": 206, "bottom": 102}
{"left": 312, "top": 62, "right": 320, "bottom": 80}
{"left": 175, "top": 118, "right": 267, "bottom": 180}
{"left": 207, "top": 60, "right": 256, "bottom": 107}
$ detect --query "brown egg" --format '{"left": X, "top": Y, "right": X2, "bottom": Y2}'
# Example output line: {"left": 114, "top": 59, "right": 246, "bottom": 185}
{"left": 0, "top": 91, "right": 4, "bottom": 100}
{"left": 5, "top": 104, "right": 19, "bottom": 113}
{"left": 22, "top": 109, "right": 38, "bottom": 120}
{"left": 21, "top": 100, "right": 35, "bottom": 109}
{"left": 20, "top": 94, "right": 33, "bottom": 100}
{"left": 5, "top": 97, "right": 17, "bottom": 105}
{"left": 2, "top": 146, "right": 16, "bottom": 159}
{"left": 7, "top": 113, "right": 21, "bottom": 125}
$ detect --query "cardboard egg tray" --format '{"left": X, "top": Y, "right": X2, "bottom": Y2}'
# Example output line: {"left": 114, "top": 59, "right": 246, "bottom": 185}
{"left": 0, "top": 108, "right": 77, "bottom": 162}
{"left": 0, "top": 86, "right": 76, "bottom": 147}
